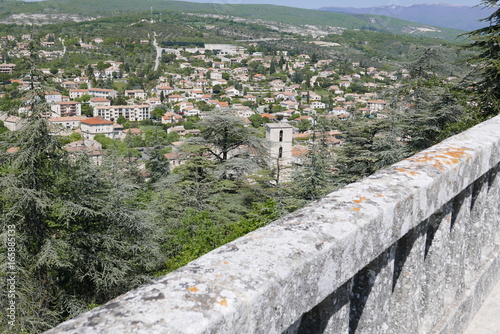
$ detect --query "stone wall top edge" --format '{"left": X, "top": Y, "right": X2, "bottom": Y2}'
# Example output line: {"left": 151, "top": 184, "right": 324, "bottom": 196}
{"left": 45, "top": 116, "right": 500, "bottom": 334}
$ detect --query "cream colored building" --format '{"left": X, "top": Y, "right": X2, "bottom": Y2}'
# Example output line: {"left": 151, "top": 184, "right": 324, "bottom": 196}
{"left": 80, "top": 117, "right": 114, "bottom": 140}
{"left": 93, "top": 105, "right": 150, "bottom": 122}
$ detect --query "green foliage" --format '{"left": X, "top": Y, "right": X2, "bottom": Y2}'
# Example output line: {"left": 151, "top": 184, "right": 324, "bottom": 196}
{"left": 0, "top": 118, "right": 163, "bottom": 332}
{"left": 191, "top": 111, "right": 266, "bottom": 167}
{"left": 333, "top": 117, "right": 409, "bottom": 186}
{"left": 151, "top": 107, "right": 166, "bottom": 120}
{"left": 116, "top": 115, "right": 127, "bottom": 125}
{"left": 57, "top": 132, "right": 82, "bottom": 146}
{"left": 293, "top": 125, "right": 335, "bottom": 200}
{"left": 463, "top": 0, "right": 500, "bottom": 117}
{"left": 160, "top": 199, "right": 279, "bottom": 273}
{"left": 0, "top": 4, "right": 494, "bottom": 331}
{"left": 0, "top": 120, "right": 8, "bottom": 134}
{"left": 248, "top": 113, "right": 269, "bottom": 128}
{"left": 146, "top": 145, "right": 170, "bottom": 183}
{"left": 296, "top": 119, "right": 312, "bottom": 133}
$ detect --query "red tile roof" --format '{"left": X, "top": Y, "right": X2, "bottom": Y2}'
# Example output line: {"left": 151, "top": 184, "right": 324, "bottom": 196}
{"left": 81, "top": 116, "right": 114, "bottom": 125}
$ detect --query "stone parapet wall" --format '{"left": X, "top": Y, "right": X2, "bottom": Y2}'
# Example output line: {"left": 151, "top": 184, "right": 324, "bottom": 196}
{"left": 46, "top": 115, "right": 500, "bottom": 334}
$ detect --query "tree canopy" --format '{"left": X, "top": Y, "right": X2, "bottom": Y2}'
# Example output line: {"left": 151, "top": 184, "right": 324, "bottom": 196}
{"left": 464, "top": 0, "right": 500, "bottom": 117}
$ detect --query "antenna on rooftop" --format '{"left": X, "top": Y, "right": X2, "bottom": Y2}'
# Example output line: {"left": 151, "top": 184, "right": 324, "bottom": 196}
{"left": 150, "top": 7, "right": 153, "bottom": 23}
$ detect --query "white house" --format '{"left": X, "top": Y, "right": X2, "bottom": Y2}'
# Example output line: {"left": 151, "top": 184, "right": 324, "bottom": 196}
{"left": 50, "top": 101, "right": 82, "bottom": 117}
{"left": 69, "top": 89, "right": 89, "bottom": 99}
{"left": 48, "top": 116, "right": 87, "bottom": 130}
{"left": 125, "top": 90, "right": 147, "bottom": 100}
{"left": 93, "top": 105, "right": 150, "bottom": 122}
{"left": 45, "top": 91, "right": 62, "bottom": 104}
{"left": 88, "top": 88, "right": 117, "bottom": 99}
{"left": 367, "top": 99, "right": 388, "bottom": 111}
{"left": 311, "top": 101, "right": 326, "bottom": 109}
{"left": 80, "top": 117, "right": 115, "bottom": 140}
{"left": 89, "top": 97, "right": 111, "bottom": 108}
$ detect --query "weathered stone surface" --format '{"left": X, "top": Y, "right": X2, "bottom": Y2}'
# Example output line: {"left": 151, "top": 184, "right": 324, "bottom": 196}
{"left": 45, "top": 116, "right": 500, "bottom": 334}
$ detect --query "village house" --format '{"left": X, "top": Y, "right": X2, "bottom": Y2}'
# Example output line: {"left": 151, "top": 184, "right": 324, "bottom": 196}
{"left": 88, "top": 88, "right": 117, "bottom": 99}
{"left": 80, "top": 43, "right": 97, "bottom": 50}
{"left": 93, "top": 105, "right": 150, "bottom": 122}
{"left": 63, "top": 140, "right": 103, "bottom": 166}
{"left": 156, "top": 85, "right": 175, "bottom": 96}
{"left": 167, "top": 94, "right": 185, "bottom": 103}
{"left": 242, "top": 95, "right": 257, "bottom": 103}
{"left": 61, "top": 81, "right": 81, "bottom": 90}
{"left": 50, "top": 101, "right": 82, "bottom": 117}
{"left": 270, "top": 80, "right": 286, "bottom": 91}
{"left": 69, "top": 89, "right": 89, "bottom": 99}
{"left": 0, "top": 64, "right": 15, "bottom": 74}
{"left": 236, "top": 108, "right": 254, "bottom": 118}
{"left": 41, "top": 41, "right": 55, "bottom": 48}
{"left": 90, "top": 97, "right": 111, "bottom": 108}
{"left": 211, "top": 78, "right": 228, "bottom": 86}
{"left": 45, "top": 91, "right": 63, "bottom": 104}
{"left": 188, "top": 89, "right": 204, "bottom": 99}
{"left": 210, "top": 71, "right": 223, "bottom": 80}
{"left": 183, "top": 107, "right": 201, "bottom": 117}
{"left": 164, "top": 151, "right": 189, "bottom": 168}
{"left": 0, "top": 114, "right": 27, "bottom": 131}
{"left": 195, "top": 79, "right": 209, "bottom": 89}
{"left": 328, "top": 85, "right": 343, "bottom": 94}
{"left": 125, "top": 90, "right": 147, "bottom": 100}
{"left": 80, "top": 116, "right": 115, "bottom": 140}
{"left": 310, "top": 101, "right": 326, "bottom": 110}
{"left": 331, "top": 106, "right": 347, "bottom": 115}
{"left": 253, "top": 74, "right": 266, "bottom": 81}
{"left": 280, "top": 100, "right": 299, "bottom": 110}
{"left": 48, "top": 116, "right": 88, "bottom": 130}
{"left": 167, "top": 125, "right": 186, "bottom": 136}
{"left": 146, "top": 97, "right": 162, "bottom": 107}
{"left": 224, "top": 86, "right": 240, "bottom": 97}
{"left": 161, "top": 112, "right": 183, "bottom": 124}
{"left": 367, "top": 99, "right": 388, "bottom": 112}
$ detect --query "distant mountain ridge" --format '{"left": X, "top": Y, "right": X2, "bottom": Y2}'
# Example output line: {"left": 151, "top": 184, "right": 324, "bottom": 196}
{"left": 319, "top": 3, "right": 495, "bottom": 31}
{"left": 0, "top": 0, "right": 463, "bottom": 40}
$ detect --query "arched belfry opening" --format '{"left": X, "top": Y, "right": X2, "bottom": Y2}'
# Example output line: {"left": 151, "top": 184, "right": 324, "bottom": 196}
{"left": 266, "top": 123, "right": 294, "bottom": 183}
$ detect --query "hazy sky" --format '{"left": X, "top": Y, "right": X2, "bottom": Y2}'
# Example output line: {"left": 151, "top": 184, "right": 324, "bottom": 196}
{"left": 174, "top": 0, "right": 482, "bottom": 9}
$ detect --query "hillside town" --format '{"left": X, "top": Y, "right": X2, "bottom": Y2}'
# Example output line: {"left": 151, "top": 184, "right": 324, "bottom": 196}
{"left": 2, "top": 1, "right": 498, "bottom": 332}
{"left": 0, "top": 32, "right": 443, "bottom": 173}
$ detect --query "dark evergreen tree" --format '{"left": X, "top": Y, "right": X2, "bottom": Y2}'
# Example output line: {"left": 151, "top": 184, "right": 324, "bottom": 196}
{"left": 147, "top": 145, "right": 170, "bottom": 183}
{"left": 0, "top": 49, "right": 163, "bottom": 332}
{"left": 293, "top": 125, "right": 333, "bottom": 200}
{"left": 0, "top": 118, "right": 164, "bottom": 333}
{"left": 463, "top": 0, "right": 500, "bottom": 117}
{"left": 188, "top": 112, "right": 267, "bottom": 180}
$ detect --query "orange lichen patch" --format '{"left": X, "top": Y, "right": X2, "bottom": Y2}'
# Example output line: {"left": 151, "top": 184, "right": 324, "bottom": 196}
{"left": 351, "top": 207, "right": 361, "bottom": 211}
{"left": 431, "top": 163, "right": 446, "bottom": 171}
{"left": 396, "top": 168, "right": 421, "bottom": 176}
{"left": 187, "top": 287, "right": 199, "bottom": 293}
{"left": 353, "top": 196, "right": 367, "bottom": 204}
{"left": 215, "top": 274, "right": 221, "bottom": 278}
{"left": 253, "top": 236, "right": 261, "bottom": 239}
{"left": 217, "top": 299, "right": 228, "bottom": 307}
{"left": 376, "top": 194, "right": 384, "bottom": 197}
{"left": 223, "top": 261, "right": 229, "bottom": 265}
{"left": 408, "top": 146, "right": 472, "bottom": 170}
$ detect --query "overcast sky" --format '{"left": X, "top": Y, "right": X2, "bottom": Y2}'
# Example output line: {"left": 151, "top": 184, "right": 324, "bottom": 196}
{"left": 174, "top": 0, "right": 482, "bottom": 9}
